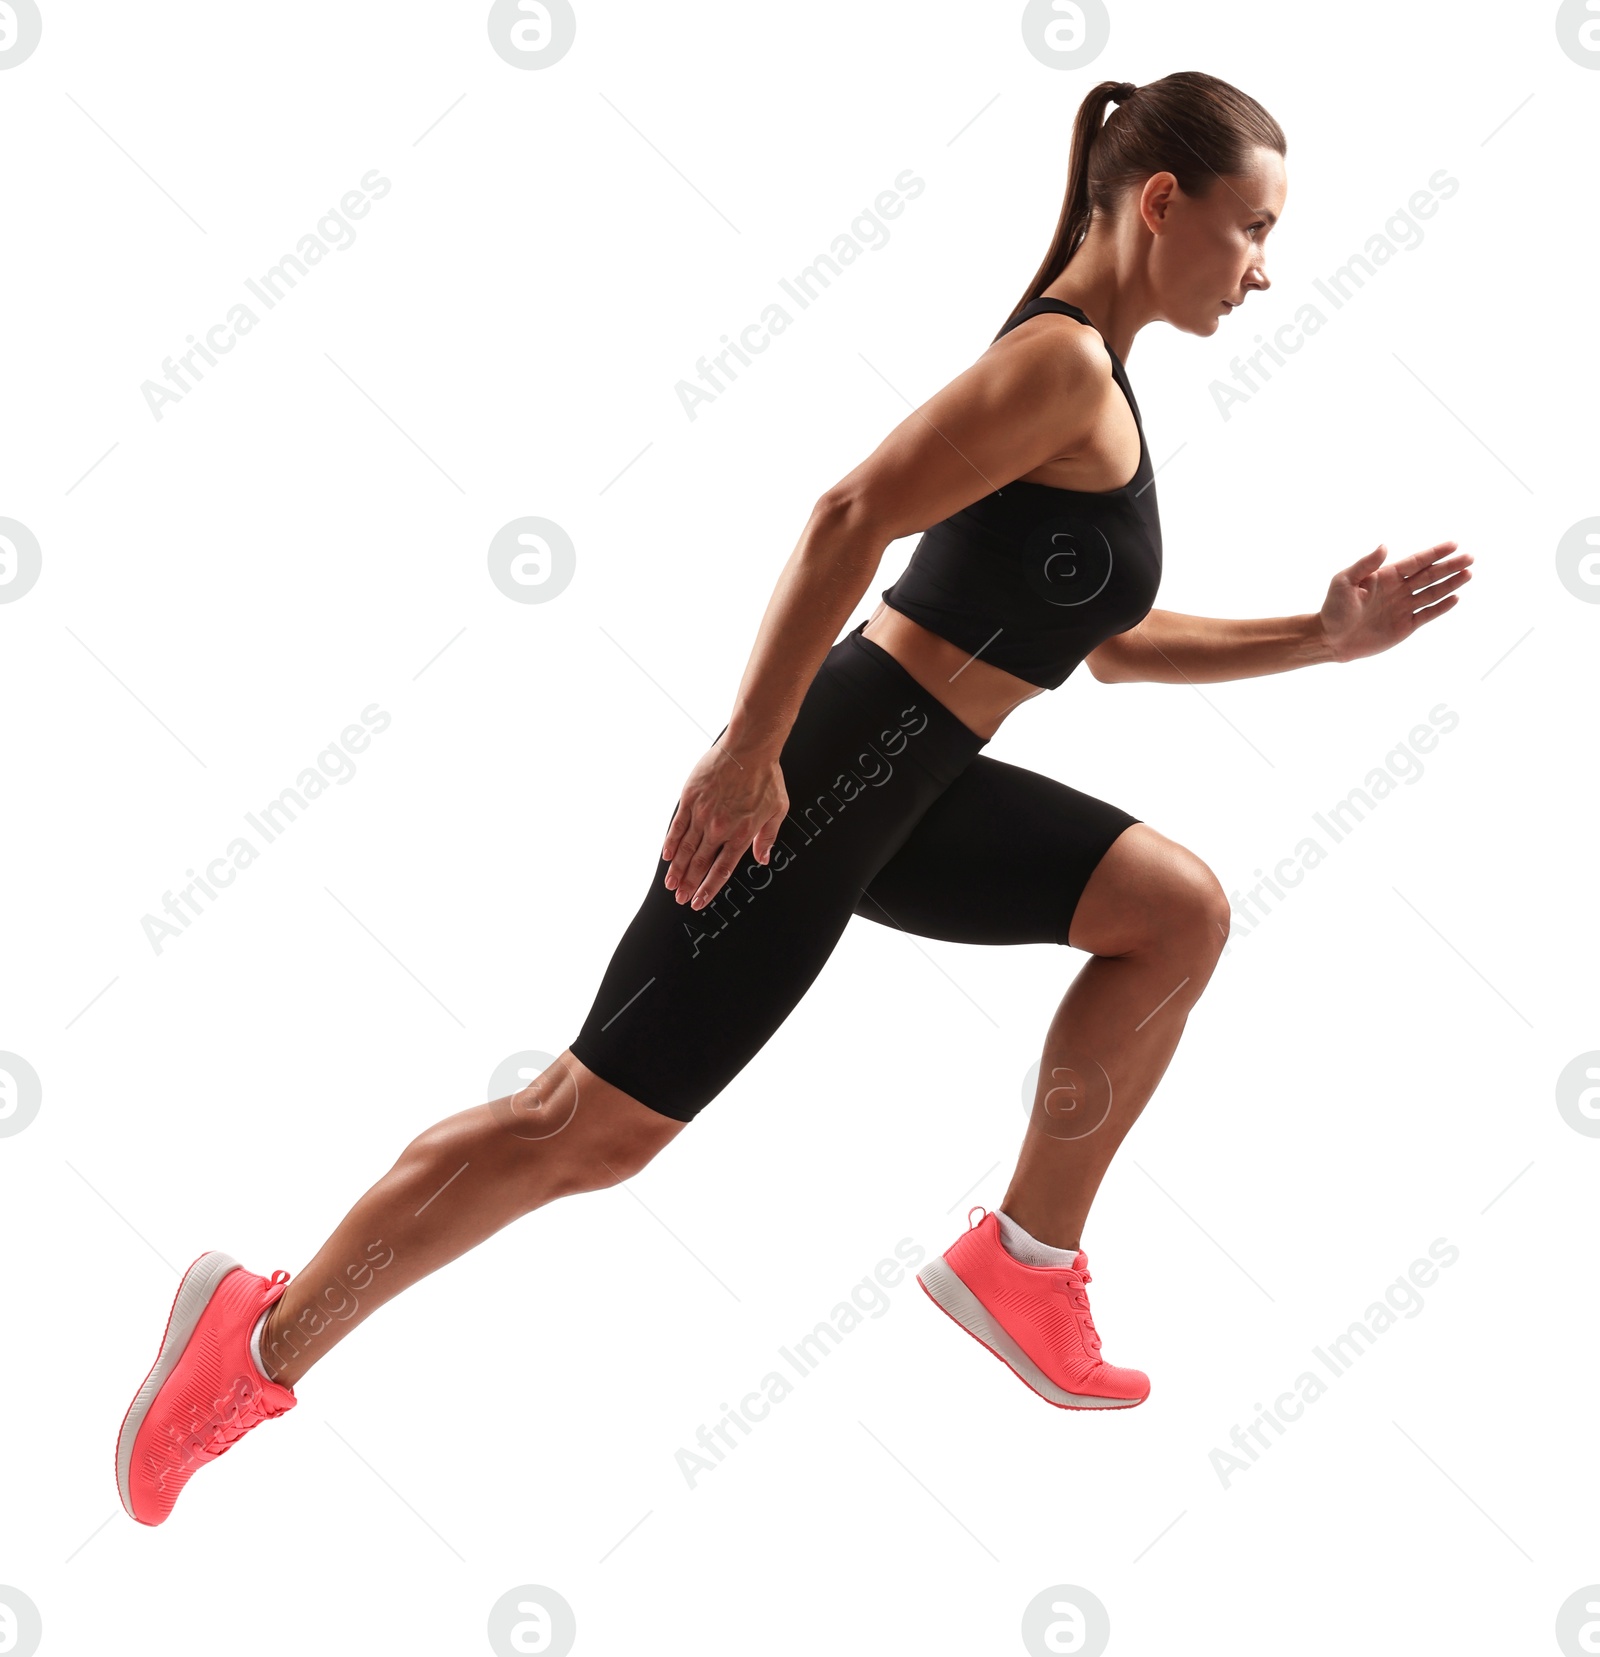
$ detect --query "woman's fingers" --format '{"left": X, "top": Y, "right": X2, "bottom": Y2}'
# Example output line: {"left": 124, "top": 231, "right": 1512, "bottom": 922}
{"left": 1410, "top": 592, "right": 1459, "bottom": 626}
{"left": 1336, "top": 545, "right": 1387, "bottom": 584}
{"left": 674, "top": 831, "right": 718, "bottom": 904}
{"left": 662, "top": 749, "right": 785, "bottom": 903}
{"left": 1407, "top": 551, "right": 1473, "bottom": 591}
{"left": 661, "top": 800, "right": 693, "bottom": 870}
{"left": 687, "top": 841, "right": 748, "bottom": 911}
{"left": 678, "top": 826, "right": 747, "bottom": 909}
{"left": 751, "top": 806, "right": 786, "bottom": 865}
{"left": 1392, "top": 539, "right": 1460, "bottom": 580}
{"left": 1410, "top": 567, "right": 1472, "bottom": 605}
{"left": 664, "top": 821, "right": 707, "bottom": 896}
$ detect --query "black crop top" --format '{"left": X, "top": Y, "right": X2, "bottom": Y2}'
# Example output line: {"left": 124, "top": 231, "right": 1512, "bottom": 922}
{"left": 878, "top": 296, "right": 1162, "bottom": 690}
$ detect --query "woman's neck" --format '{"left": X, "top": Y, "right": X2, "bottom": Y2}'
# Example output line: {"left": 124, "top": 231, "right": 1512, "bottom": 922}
{"left": 1039, "top": 233, "right": 1155, "bottom": 363}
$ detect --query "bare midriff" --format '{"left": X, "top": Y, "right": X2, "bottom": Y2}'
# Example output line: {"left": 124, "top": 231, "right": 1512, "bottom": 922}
{"left": 860, "top": 601, "right": 1046, "bottom": 741}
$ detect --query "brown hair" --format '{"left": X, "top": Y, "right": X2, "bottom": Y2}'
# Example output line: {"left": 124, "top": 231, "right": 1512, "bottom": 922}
{"left": 1000, "top": 71, "right": 1286, "bottom": 335}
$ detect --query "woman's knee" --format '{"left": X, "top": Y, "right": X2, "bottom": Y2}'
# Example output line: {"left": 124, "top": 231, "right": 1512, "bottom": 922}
{"left": 497, "top": 1052, "right": 686, "bottom": 1199}
{"left": 565, "top": 1109, "right": 680, "bottom": 1192}
{"left": 1168, "top": 851, "right": 1232, "bottom": 957}
{"left": 1070, "top": 825, "right": 1232, "bottom": 958}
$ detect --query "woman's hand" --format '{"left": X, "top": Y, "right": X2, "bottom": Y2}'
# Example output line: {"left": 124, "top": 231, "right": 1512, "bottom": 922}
{"left": 1318, "top": 540, "right": 1473, "bottom": 663}
{"left": 661, "top": 739, "right": 789, "bottom": 911}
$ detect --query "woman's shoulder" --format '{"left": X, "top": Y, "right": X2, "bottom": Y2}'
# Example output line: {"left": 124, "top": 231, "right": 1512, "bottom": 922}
{"left": 987, "top": 306, "right": 1115, "bottom": 392}
{"left": 979, "top": 307, "right": 1122, "bottom": 440}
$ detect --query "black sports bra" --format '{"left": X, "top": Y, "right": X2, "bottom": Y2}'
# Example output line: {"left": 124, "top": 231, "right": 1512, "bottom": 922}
{"left": 878, "top": 296, "right": 1162, "bottom": 690}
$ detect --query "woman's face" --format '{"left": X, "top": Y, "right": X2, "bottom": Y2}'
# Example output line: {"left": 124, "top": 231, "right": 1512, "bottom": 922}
{"left": 1147, "top": 144, "right": 1287, "bottom": 335}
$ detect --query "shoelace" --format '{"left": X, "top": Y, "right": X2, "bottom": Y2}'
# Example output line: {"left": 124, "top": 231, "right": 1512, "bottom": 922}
{"left": 186, "top": 1381, "right": 289, "bottom": 1462}
{"left": 1056, "top": 1266, "right": 1102, "bottom": 1354}
{"left": 969, "top": 1207, "right": 1106, "bottom": 1357}
{"left": 175, "top": 1276, "right": 293, "bottom": 1465}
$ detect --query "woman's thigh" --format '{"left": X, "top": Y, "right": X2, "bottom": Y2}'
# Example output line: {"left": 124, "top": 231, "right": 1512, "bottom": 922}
{"left": 569, "top": 627, "right": 988, "bottom": 1124}
{"left": 852, "top": 755, "right": 1142, "bottom": 947}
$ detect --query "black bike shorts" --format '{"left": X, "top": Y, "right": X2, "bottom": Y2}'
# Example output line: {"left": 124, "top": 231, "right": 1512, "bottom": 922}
{"left": 569, "top": 620, "right": 1140, "bottom": 1122}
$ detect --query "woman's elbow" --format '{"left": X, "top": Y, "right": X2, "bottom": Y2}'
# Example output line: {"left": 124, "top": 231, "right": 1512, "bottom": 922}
{"left": 812, "top": 485, "right": 895, "bottom": 541}
{"left": 806, "top": 488, "right": 902, "bottom": 569}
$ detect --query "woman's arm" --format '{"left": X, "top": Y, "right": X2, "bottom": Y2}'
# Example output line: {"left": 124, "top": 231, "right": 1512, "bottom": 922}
{"left": 661, "top": 314, "right": 1121, "bottom": 911}
{"left": 1086, "top": 608, "right": 1333, "bottom": 684}
{"left": 1087, "top": 540, "right": 1471, "bottom": 685}
{"left": 716, "top": 492, "right": 889, "bottom": 761}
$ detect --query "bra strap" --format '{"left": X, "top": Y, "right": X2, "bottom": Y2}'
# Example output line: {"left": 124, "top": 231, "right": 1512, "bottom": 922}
{"left": 1022, "top": 296, "right": 1092, "bottom": 325}
{"left": 995, "top": 294, "right": 1095, "bottom": 342}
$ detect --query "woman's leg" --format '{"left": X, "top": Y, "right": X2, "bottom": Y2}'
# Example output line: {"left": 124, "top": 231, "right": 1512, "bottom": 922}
{"left": 260, "top": 628, "right": 991, "bottom": 1387}
{"left": 855, "top": 756, "right": 1231, "bottom": 1251}
{"left": 1005, "top": 823, "right": 1230, "bottom": 1249}
{"left": 256, "top": 1055, "right": 683, "bottom": 1386}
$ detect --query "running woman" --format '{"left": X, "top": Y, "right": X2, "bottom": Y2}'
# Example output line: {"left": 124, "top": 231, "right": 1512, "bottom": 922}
{"left": 116, "top": 71, "right": 1471, "bottom": 1524}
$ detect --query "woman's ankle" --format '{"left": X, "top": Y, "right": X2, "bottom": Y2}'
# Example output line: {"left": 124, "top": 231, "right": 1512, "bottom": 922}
{"left": 256, "top": 1300, "right": 307, "bottom": 1388}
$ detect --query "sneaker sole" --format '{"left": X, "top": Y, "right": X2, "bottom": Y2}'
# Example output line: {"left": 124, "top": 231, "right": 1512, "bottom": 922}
{"left": 916, "top": 1256, "right": 1145, "bottom": 1410}
{"left": 115, "top": 1250, "right": 243, "bottom": 1522}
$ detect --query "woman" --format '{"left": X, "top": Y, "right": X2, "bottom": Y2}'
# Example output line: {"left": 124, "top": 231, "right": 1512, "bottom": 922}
{"left": 115, "top": 71, "right": 1470, "bottom": 1523}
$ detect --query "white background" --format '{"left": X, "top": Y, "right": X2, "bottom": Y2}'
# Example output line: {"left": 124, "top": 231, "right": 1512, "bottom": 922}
{"left": 2, "top": 2, "right": 1597, "bottom": 1653}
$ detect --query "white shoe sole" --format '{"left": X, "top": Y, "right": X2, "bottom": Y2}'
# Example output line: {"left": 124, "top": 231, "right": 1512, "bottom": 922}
{"left": 917, "top": 1256, "right": 1145, "bottom": 1409}
{"left": 115, "top": 1250, "right": 242, "bottom": 1520}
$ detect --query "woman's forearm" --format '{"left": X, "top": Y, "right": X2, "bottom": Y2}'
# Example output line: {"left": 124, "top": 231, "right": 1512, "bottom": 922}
{"left": 721, "top": 494, "right": 888, "bottom": 761}
{"left": 1090, "top": 607, "right": 1338, "bottom": 685}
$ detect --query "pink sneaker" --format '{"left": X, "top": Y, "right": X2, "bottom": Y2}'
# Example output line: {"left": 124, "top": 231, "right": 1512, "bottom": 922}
{"left": 918, "top": 1208, "right": 1149, "bottom": 1408}
{"left": 115, "top": 1251, "right": 297, "bottom": 1525}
